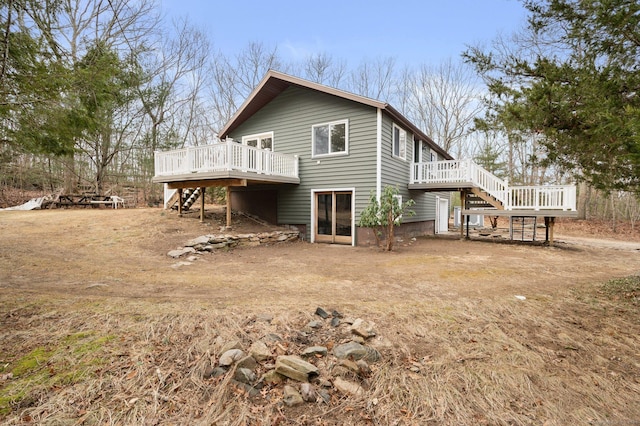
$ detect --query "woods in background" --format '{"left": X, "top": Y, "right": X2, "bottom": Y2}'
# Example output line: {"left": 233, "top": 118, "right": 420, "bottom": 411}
{"left": 1, "top": 0, "right": 638, "bottom": 228}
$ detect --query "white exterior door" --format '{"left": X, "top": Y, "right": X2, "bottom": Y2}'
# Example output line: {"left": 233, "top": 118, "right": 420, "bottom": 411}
{"left": 436, "top": 196, "right": 449, "bottom": 234}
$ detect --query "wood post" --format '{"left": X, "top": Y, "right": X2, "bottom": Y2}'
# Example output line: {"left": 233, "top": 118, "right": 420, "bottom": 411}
{"left": 460, "top": 190, "right": 466, "bottom": 239}
{"left": 226, "top": 186, "right": 232, "bottom": 228}
{"left": 177, "top": 188, "right": 183, "bottom": 216}
{"left": 544, "top": 217, "right": 556, "bottom": 245}
{"left": 200, "top": 187, "right": 205, "bottom": 223}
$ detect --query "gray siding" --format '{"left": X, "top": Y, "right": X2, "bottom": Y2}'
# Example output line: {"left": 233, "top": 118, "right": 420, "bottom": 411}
{"left": 380, "top": 113, "right": 440, "bottom": 223}
{"left": 229, "top": 86, "right": 378, "bottom": 240}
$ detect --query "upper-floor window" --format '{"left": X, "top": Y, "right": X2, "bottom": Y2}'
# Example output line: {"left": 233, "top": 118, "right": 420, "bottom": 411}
{"left": 242, "top": 132, "right": 273, "bottom": 150}
{"left": 312, "top": 120, "right": 348, "bottom": 157}
{"left": 392, "top": 124, "right": 406, "bottom": 160}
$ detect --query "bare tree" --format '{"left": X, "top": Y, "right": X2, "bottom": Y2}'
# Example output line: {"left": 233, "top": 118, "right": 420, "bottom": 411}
{"left": 208, "top": 42, "right": 287, "bottom": 131}
{"left": 136, "top": 17, "right": 211, "bottom": 151}
{"left": 404, "top": 58, "right": 484, "bottom": 158}
{"left": 302, "top": 52, "right": 347, "bottom": 87}
{"left": 348, "top": 56, "right": 396, "bottom": 101}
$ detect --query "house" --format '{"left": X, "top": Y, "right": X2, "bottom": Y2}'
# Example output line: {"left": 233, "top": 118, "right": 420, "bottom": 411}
{"left": 153, "top": 70, "right": 577, "bottom": 246}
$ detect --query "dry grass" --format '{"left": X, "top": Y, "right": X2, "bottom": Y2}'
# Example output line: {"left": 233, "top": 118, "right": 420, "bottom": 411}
{"left": 1, "top": 208, "right": 640, "bottom": 425}
{"left": 1, "top": 286, "right": 639, "bottom": 425}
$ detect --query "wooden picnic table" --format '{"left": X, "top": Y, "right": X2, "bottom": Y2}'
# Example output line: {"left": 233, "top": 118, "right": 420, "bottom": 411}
{"left": 55, "top": 194, "right": 125, "bottom": 209}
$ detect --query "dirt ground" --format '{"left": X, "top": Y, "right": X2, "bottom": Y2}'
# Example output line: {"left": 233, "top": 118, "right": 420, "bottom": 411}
{"left": 1, "top": 206, "right": 639, "bottom": 425}
{"left": 1, "top": 206, "right": 638, "bottom": 302}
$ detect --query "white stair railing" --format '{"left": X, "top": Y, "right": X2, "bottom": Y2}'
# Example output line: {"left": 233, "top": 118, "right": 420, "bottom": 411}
{"left": 412, "top": 159, "right": 576, "bottom": 211}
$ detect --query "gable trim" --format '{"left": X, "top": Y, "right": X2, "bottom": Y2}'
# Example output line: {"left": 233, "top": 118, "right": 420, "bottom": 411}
{"left": 218, "top": 70, "right": 454, "bottom": 161}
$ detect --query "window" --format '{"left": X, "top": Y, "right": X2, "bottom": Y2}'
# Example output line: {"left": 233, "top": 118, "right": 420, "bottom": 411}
{"left": 242, "top": 132, "right": 273, "bottom": 150}
{"left": 312, "top": 120, "right": 348, "bottom": 157}
{"left": 392, "top": 124, "right": 406, "bottom": 160}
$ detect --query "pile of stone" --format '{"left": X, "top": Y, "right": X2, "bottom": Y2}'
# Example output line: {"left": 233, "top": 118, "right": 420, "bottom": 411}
{"left": 167, "top": 230, "right": 299, "bottom": 258}
{"left": 204, "top": 308, "right": 385, "bottom": 407}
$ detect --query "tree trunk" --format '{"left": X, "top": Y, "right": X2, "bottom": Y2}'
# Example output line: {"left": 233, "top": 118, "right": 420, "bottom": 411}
{"left": 611, "top": 193, "right": 617, "bottom": 233}
{"left": 576, "top": 181, "right": 588, "bottom": 220}
{"left": 386, "top": 210, "right": 394, "bottom": 251}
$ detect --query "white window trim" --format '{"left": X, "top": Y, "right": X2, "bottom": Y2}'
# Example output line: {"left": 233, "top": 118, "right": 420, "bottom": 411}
{"left": 242, "top": 131, "right": 274, "bottom": 150}
{"left": 310, "top": 187, "right": 356, "bottom": 246}
{"left": 430, "top": 149, "right": 437, "bottom": 162}
{"left": 311, "top": 119, "right": 349, "bottom": 158}
{"left": 392, "top": 123, "right": 407, "bottom": 161}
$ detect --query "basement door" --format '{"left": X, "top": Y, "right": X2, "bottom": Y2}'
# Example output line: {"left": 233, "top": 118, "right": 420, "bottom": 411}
{"left": 315, "top": 191, "right": 353, "bottom": 244}
{"left": 436, "top": 196, "right": 449, "bottom": 234}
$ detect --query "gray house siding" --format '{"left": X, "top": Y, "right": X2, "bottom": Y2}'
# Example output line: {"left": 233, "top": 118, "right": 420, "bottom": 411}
{"left": 379, "top": 114, "right": 440, "bottom": 224}
{"left": 229, "top": 86, "right": 378, "bottom": 242}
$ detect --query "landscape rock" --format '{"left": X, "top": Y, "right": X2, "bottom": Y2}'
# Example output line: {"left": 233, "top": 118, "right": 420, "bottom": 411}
{"left": 301, "top": 346, "right": 328, "bottom": 357}
{"left": 179, "top": 231, "right": 299, "bottom": 253}
{"left": 275, "top": 355, "right": 319, "bottom": 382}
{"left": 351, "top": 318, "right": 376, "bottom": 338}
{"left": 219, "top": 349, "right": 245, "bottom": 367}
{"left": 167, "top": 247, "right": 196, "bottom": 258}
{"left": 232, "top": 380, "right": 260, "bottom": 397}
{"left": 307, "top": 320, "right": 323, "bottom": 329}
{"left": 261, "top": 370, "right": 284, "bottom": 385}
{"left": 331, "top": 317, "right": 340, "bottom": 327}
{"left": 317, "top": 388, "right": 331, "bottom": 404}
{"left": 356, "top": 360, "right": 371, "bottom": 375}
{"left": 315, "top": 307, "right": 329, "bottom": 319}
{"left": 185, "top": 235, "right": 211, "bottom": 247}
{"left": 249, "top": 341, "right": 272, "bottom": 362}
{"left": 234, "top": 367, "right": 256, "bottom": 384}
{"left": 337, "top": 359, "right": 360, "bottom": 374}
{"left": 300, "top": 383, "right": 316, "bottom": 402}
{"left": 351, "top": 335, "right": 365, "bottom": 344}
{"left": 363, "top": 346, "right": 382, "bottom": 362}
{"left": 333, "top": 341, "right": 367, "bottom": 360}
{"left": 203, "top": 365, "right": 227, "bottom": 379}
{"left": 283, "top": 385, "right": 304, "bottom": 407}
{"left": 236, "top": 355, "right": 257, "bottom": 370}
{"left": 333, "top": 377, "right": 364, "bottom": 396}
{"left": 264, "top": 333, "right": 283, "bottom": 342}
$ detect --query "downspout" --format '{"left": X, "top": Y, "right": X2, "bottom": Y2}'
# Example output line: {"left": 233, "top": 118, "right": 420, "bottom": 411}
{"left": 376, "top": 108, "right": 382, "bottom": 201}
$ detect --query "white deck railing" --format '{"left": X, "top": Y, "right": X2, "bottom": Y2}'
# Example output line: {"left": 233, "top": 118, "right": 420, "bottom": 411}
{"left": 154, "top": 141, "right": 299, "bottom": 179}
{"left": 412, "top": 159, "right": 576, "bottom": 211}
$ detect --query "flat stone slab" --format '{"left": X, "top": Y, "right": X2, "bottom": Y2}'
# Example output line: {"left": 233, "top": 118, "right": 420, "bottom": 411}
{"left": 275, "top": 355, "right": 319, "bottom": 382}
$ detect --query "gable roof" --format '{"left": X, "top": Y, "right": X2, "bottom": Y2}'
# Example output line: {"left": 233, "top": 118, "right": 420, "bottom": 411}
{"left": 218, "top": 70, "right": 453, "bottom": 160}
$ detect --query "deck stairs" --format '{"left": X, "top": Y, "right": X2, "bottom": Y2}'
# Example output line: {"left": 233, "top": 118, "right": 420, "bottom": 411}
{"left": 411, "top": 159, "right": 577, "bottom": 213}
{"left": 466, "top": 187, "right": 503, "bottom": 210}
{"left": 167, "top": 187, "right": 201, "bottom": 211}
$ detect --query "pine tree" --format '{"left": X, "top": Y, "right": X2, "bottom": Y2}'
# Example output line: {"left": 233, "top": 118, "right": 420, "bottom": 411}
{"left": 465, "top": 0, "right": 640, "bottom": 193}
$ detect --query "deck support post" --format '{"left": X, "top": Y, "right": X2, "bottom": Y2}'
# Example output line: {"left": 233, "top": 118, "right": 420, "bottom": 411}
{"left": 226, "top": 186, "right": 232, "bottom": 228}
{"left": 544, "top": 216, "right": 555, "bottom": 245}
{"left": 200, "top": 187, "right": 205, "bottom": 223}
{"left": 177, "top": 188, "right": 183, "bottom": 216}
{"left": 466, "top": 215, "right": 470, "bottom": 239}
{"left": 460, "top": 190, "right": 469, "bottom": 240}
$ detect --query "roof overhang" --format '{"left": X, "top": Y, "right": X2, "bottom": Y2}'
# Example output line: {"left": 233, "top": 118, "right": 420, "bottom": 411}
{"left": 218, "top": 70, "right": 453, "bottom": 160}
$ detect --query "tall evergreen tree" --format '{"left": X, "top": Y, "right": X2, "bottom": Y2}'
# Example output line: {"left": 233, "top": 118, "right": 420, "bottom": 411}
{"left": 465, "top": 0, "right": 640, "bottom": 193}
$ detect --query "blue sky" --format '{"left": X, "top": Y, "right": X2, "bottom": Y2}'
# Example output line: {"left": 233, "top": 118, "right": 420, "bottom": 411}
{"left": 160, "top": 0, "right": 528, "bottom": 67}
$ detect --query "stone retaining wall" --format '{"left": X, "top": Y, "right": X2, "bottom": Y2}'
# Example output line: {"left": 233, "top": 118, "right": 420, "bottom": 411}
{"left": 168, "top": 230, "right": 299, "bottom": 258}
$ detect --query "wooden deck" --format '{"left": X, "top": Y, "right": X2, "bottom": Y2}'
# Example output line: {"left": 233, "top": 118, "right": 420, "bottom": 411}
{"left": 153, "top": 141, "right": 300, "bottom": 186}
{"left": 411, "top": 159, "right": 577, "bottom": 213}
